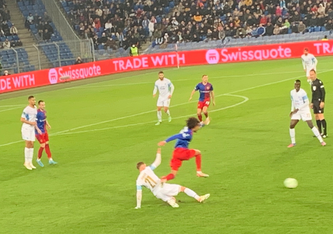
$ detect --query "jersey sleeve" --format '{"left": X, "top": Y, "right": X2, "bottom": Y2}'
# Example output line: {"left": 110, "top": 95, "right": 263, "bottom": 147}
{"left": 21, "top": 108, "right": 28, "bottom": 119}
{"left": 320, "top": 80, "right": 326, "bottom": 102}
{"left": 136, "top": 179, "right": 143, "bottom": 190}
{"left": 165, "top": 133, "right": 183, "bottom": 143}
{"left": 210, "top": 84, "right": 213, "bottom": 91}
{"left": 194, "top": 83, "right": 200, "bottom": 91}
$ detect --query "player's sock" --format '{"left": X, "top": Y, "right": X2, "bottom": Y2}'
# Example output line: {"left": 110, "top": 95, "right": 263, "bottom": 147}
{"left": 29, "top": 148, "right": 34, "bottom": 163}
{"left": 45, "top": 144, "right": 52, "bottom": 159}
{"left": 203, "top": 112, "right": 208, "bottom": 118}
{"left": 195, "top": 154, "right": 202, "bottom": 171}
{"left": 38, "top": 147, "right": 44, "bottom": 159}
{"left": 184, "top": 188, "right": 200, "bottom": 200}
{"left": 289, "top": 128, "right": 296, "bottom": 144}
{"left": 197, "top": 114, "right": 202, "bottom": 122}
{"left": 311, "top": 127, "right": 323, "bottom": 143}
{"left": 24, "top": 147, "right": 29, "bottom": 163}
{"left": 157, "top": 111, "right": 162, "bottom": 122}
{"left": 316, "top": 120, "right": 322, "bottom": 134}
{"left": 321, "top": 119, "right": 327, "bottom": 136}
{"left": 166, "top": 109, "right": 170, "bottom": 116}
{"left": 165, "top": 173, "right": 175, "bottom": 181}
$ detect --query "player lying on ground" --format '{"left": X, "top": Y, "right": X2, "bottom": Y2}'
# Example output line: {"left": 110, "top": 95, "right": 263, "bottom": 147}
{"left": 135, "top": 148, "right": 210, "bottom": 208}
{"left": 288, "top": 79, "right": 326, "bottom": 148}
{"left": 158, "top": 117, "right": 211, "bottom": 182}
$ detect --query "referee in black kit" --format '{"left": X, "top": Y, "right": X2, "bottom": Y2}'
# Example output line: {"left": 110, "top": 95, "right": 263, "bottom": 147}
{"left": 309, "top": 69, "right": 327, "bottom": 138}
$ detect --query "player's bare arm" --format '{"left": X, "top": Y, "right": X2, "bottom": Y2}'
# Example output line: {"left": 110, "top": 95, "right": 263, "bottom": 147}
{"left": 211, "top": 91, "right": 215, "bottom": 106}
{"left": 189, "top": 89, "right": 196, "bottom": 101}
{"left": 46, "top": 120, "right": 51, "bottom": 129}
{"left": 158, "top": 141, "right": 167, "bottom": 146}
{"left": 20, "top": 117, "right": 36, "bottom": 126}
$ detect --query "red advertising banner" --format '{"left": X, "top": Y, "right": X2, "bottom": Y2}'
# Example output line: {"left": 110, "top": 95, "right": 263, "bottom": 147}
{"left": 1, "top": 40, "right": 333, "bottom": 94}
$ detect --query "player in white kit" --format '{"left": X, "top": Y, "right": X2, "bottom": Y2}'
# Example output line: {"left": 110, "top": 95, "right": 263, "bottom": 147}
{"left": 20, "top": 96, "right": 42, "bottom": 170}
{"left": 288, "top": 80, "right": 325, "bottom": 148}
{"left": 301, "top": 48, "right": 317, "bottom": 83}
{"left": 153, "top": 71, "right": 174, "bottom": 125}
{"left": 135, "top": 148, "right": 210, "bottom": 208}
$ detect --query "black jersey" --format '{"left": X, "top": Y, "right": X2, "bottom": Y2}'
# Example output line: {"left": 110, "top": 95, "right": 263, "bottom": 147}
{"left": 311, "top": 78, "right": 326, "bottom": 102}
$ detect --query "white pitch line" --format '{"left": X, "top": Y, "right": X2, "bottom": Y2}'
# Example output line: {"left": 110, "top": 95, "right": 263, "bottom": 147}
{"left": 52, "top": 94, "right": 249, "bottom": 136}
{"left": 0, "top": 105, "right": 23, "bottom": 107}
{"left": 0, "top": 68, "right": 332, "bottom": 148}
{"left": 0, "top": 107, "right": 22, "bottom": 113}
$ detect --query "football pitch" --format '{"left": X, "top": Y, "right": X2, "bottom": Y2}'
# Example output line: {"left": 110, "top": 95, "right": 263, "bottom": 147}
{"left": 1, "top": 57, "right": 333, "bottom": 234}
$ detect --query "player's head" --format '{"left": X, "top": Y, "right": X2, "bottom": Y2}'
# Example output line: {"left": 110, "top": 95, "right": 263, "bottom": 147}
{"left": 304, "top": 48, "right": 309, "bottom": 55}
{"left": 202, "top": 75, "right": 208, "bottom": 83}
{"left": 158, "top": 71, "right": 164, "bottom": 80}
{"left": 28, "top": 96, "right": 36, "bottom": 106}
{"left": 186, "top": 117, "right": 201, "bottom": 132}
{"left": 309, "top": 69, "right": 317, "bottom": 81}
{"left": 38, "top": 100, "right": 45, "bottom": 110}
{"left": 294, "top": 80, "right": 301, "bottom": 91}
{"left": 136, "top": 162, "right": 146, "bottom": 171}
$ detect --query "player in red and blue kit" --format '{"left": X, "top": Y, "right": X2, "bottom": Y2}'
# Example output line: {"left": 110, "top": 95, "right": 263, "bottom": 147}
{"left": 35, "top": 100, "right": 57, "bottom": 167}
{"left": 158, "top": 117, "right": 210, "bottom": 182}
{"left": 189, "top": 75, "right": 215, "bottom": 122}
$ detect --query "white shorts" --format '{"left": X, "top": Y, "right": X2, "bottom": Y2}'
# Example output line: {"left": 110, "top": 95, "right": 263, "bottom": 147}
{"left": 21, "top": 126, "right": 35, "bottom": 141}
{"left": 306, "top": 67, "right": 316, "bottom": 77}
{"left": 155, "top": 183, "right": 180, "bottom": 202}
{"left": 157, "top": 97, "right": 170, "bottom": 107}
{"left": 291, "top": 111, "right": 312, "bottom": 121}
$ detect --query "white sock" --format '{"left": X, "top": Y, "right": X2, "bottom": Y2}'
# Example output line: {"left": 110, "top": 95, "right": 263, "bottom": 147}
{"left": 184, "top": 188, "right": 199, "bottom": 200}
{"left": 289, "top": 128, "right": 296, "bottom": 144}
{"left": 24, "top": 147, "right": 29, "bottom": 163}
{"left": 312, "top": 127, "right": 323, "bottom": 143}
{"left": 157, "top": 111, "right": 162, "bottom": 122}
{"left": 29, "top": 148, "right": 34, "bottom": 163}
{"left": 166, "top": 109, "right": 170, "bottom": 116}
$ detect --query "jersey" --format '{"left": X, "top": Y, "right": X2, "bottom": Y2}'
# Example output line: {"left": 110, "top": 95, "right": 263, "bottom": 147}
{"left": 194, "top": 82, "right": 213, "bottom": 101}
{"left": 290, "top": 88, "right": 310, "bottom": 112}
{"left": 153, "top": 78, "right": 174, "bottom": 98}
{"left": 301, "top": 53, "right": 317, "bottom": 70}
{"left": 21, "top": 106, "right": 37, "bottom": 129}
{"left": 311, "top": 78, "right": 325, "bottom": 102}
{"left": 36, "top": 109, "right": 47, "bottom": 134}
{"left": 166, "top": 127, "right": 193, "bottom": 148}
{"left": 136, "top": 166, "right": 161, "bottom": 195}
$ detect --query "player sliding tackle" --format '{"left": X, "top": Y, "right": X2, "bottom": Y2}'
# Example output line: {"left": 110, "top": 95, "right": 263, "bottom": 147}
{"left": 135, "top": 148, "right": 210, "bottom": 208}
{"left": 158, "top": 117, "right": 210, "bottom": 182}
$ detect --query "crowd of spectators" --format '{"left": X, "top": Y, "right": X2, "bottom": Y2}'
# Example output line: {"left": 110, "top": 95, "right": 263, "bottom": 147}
{"left": 61, "top": 0, "right": 333, "bottom": 50}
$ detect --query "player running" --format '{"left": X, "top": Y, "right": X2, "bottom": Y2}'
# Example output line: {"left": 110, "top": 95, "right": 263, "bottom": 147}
{"left": 189, "top": 75, "right": 215, "bottom": 122}
{"left": 301, "top": 48, "right": 317, "bottom": 83}
{"left": 153, "top": 71, "right": 174, "bottom": 125}
{"left": 36, "top": 100, "right": 57, "bottom": 167}
{"left": 309, "top": 69, "right": 327, "bottom": 138}
{"left": 288, "top": 79, "right": 326, "bottom": 148}
{"left": 20, "top": 96, "right": 41, "bottom": 170}
{"left": 158, "top": 117, "right": 210, "bottom": 182}
{"left": 135, "top": 148, "right": 210, "bottom": 208}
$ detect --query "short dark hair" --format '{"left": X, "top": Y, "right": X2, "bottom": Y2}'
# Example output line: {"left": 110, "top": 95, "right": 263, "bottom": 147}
{"left": 304, "top": 47, "right": 309, "bottom": 51}
{"left": 136, "top": 162, "right": 144, "bottom": 170}
{"left": 158, "top": 71, "right": 164, "bottom": 74}
{"left": 28, "top": 95, "right": 34, "bottom": 100}
{"left": 310, "top": 69, "right": 316, "bottom": 73}
{"left": 186, "top": 117, "right": 200, "bottom": 129}
{"left": 295, "top": 79, "right": 301, "bottom": 83}
{"left": 38, "top": 100, "right": 44, "bottom": 105}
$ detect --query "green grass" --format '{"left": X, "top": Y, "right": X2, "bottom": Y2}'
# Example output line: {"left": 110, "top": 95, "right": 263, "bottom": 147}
{"left": 1, "top": 57, "right": 333, "bottom": 234}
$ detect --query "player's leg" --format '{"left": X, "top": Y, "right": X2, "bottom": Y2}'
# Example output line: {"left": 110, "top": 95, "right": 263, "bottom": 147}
{"left": 156, "top": 106, "right": 162, "bottom": 125}
{"left": 306, "top": 69, "right": 311, "bottom": 84}
{"left": 44, "top": 133, "right": 57, "bottom": 164}
{"left": 36, "top": 139, "right": 45, "bottom": 167}
{"left": 161, "top": 150, "right": 181, "bottom": 182}
{"left": 24, "top": 140, "right": 33, "bottom": 170}
{"left": 155, "top": 189, "right": 179, "bottom": 208}
{"left": 288, "top": 119, "right": 299, "bottom": 147}
{"left": 27, "top": 129, "right": 36, "bottom": 169}
{"left": 202, "top": 100, "right": 210, "bottom": 119}
{"left": 164, "top": 99, "right": 171, "bottom": 122}
{"left": 183, "top": 148, "right": 209, "bottom": 177}
{"left": 197, "top": 101, "right": 203, "bottom": 122}
{"left": 179, "top": 186, "right": 210, "bottom": 203}
{"left": 318, "top": 108, "right": 327, "bottom": 137}
{"left": 306, "top": 120, "right": 325, "bottom": 145}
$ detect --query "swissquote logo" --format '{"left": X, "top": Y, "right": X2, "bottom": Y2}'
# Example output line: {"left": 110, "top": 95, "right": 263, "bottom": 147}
{"left": 205, "top": 49, "right": 220, "bottom": 64}
{"left": 48, "top": 68, "right": 58, "bottom": 84}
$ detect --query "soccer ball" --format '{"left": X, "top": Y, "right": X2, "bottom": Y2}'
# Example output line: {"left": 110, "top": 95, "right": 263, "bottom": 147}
{"left": 283, "top": 178, "right": 298, "bottom": 189}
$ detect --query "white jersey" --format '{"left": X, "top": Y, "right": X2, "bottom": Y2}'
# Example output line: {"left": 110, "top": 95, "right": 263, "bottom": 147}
{"left": 21, "top": 105, "right": 37, "bottom": 129}
{"left": 290, "top": 88, "right": 310, "bottom": 112}
{"left": 301, "top": 53, "right": 317, "bottom": 70}
{"left": 136, "top": 166, "right": 161, "bottom": 195}
{"left": 153, "top": 78, "right": 174, "bottom": 98}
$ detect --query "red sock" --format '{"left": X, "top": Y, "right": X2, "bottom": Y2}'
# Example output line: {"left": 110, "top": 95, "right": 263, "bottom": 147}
{"left": 204, "top": 112, "right": 208, "bottom": 118}
{"left": 165, "top": 173, "right": 175, "bottom": 181}
{"left": 38, "top": 147, "right": 44, "bottom": 159}
{"left": 198, "top": 114, "right": 202, "bottom": 122}
{"left": 195, "top": 154, "right": 202, "bottom": 171}
{"left": 45, "top": 144, "right": 52, "bottom": 159}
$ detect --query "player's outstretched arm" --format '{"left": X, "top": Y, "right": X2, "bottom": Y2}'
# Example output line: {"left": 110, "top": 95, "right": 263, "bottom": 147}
{"left": 158, "top": 133, "right": 183, "bottom": 146}
{"left": 135, "top": 186, "right": 142, "bottom": 209}
{"left": 150, "top": 148, "right": 161, "bottom": 170}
